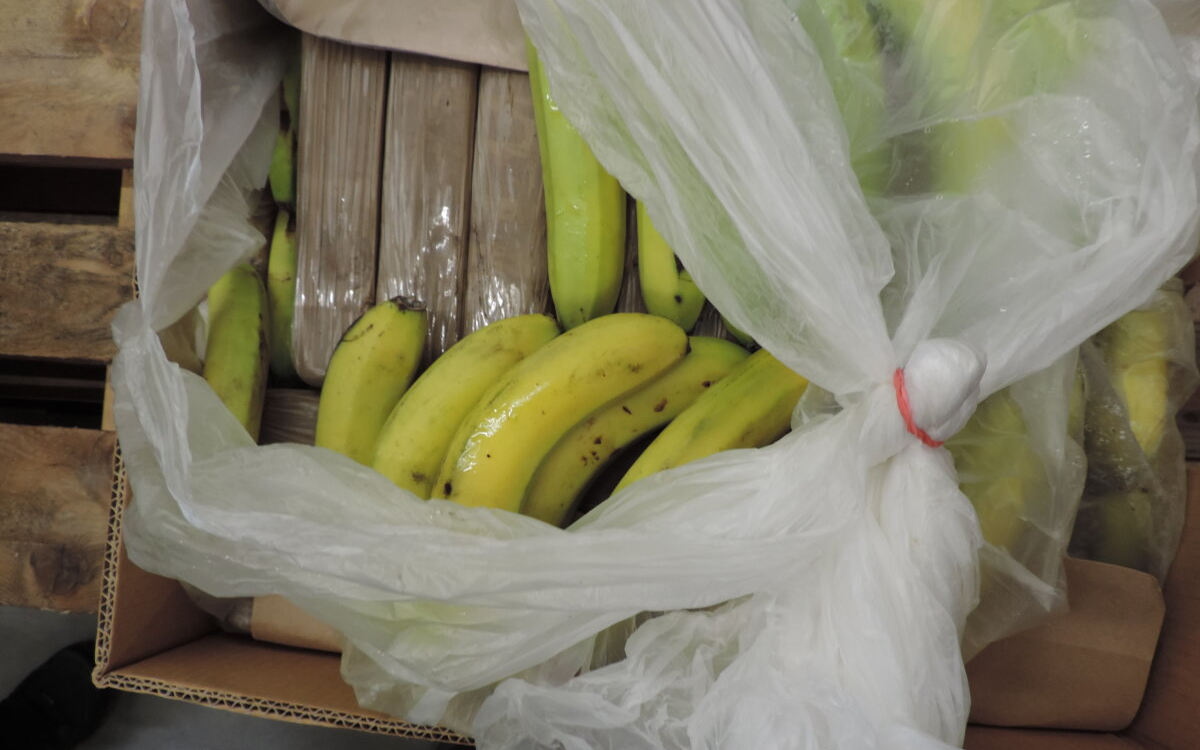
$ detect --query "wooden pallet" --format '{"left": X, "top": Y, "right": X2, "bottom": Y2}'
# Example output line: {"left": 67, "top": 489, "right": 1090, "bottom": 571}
{"left": 0, "top": 0, "right": 141, "bottom": 613}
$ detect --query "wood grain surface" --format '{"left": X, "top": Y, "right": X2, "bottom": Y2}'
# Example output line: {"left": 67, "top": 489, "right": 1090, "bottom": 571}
{"left": 0, "top": 221, "right": 135, "bottom": 362}
{"left": 260, "top": 388, "right": 319, "bottom": 446}
{"left": 377, "top": 53, "right": 478, "bottom": 361}
{"left": 0, "top": 0, "right": 141, "bottom": 164}
{"left": 463, "top": 69, "right": 550, "bottom": 334}
{"left": 292, "top": 34, "right": 387, "bottom": 386}
{"left": 0, "top": 424, "right": 114, "bottom": 612}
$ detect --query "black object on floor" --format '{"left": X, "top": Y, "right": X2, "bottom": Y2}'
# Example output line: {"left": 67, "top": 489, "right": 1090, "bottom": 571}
{"left": 0, "top": 641, "right": 112, "bottom": 749}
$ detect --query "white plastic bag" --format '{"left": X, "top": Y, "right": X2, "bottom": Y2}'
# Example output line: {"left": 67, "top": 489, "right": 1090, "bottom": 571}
{"left": 114, "top": 1, "right": 1200, "bottom": 748}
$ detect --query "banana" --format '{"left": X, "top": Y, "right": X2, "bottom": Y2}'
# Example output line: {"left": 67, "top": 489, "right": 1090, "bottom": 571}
{"left": 523, "top": 336, "right": 749, "bottom": 526}
{"left": 874, "top": 0, "right": 1092, "bottom": 192}
{"left": 1091, "top": 489, "right": 1154, "bottom": 572}
{"left": 528, "top": 42, "right": 626, "bottom": 330}
{"left": 945, "top": 388, "right": 1050, "bottom": 551}
{"left": 433, "top": 313, "right": 689, "bottom": 512}
{"left": 269, "top": 54, "right": 300, "bottom": 206}
{"left": 804, "top": 0, "right": 891, "bottom": 194}
{"left": 1095, "top": 299, "right": 1173, "bottom": 459}
{"left": 1079, "top": 290, "right": 1182, "bottom": 572}
{"left": 720, "top": 315, "right": 756, "bottom": 349}
{"left": 314, "top": 298, "right": 427, "bottom": 465}
{"left": 266, "top": 209, "right": 298, "bottom": 381}
{"left": 615, "top": 348, "right": 808, "bottom": 492}
{"left": 636, "top": 202, "right": 706, "bottom": 332}
{"left": 203, "top": 263, "right": 270, "bottom": 442}
{"left": 372, "top": 314, "right": 560, "bottom": 497}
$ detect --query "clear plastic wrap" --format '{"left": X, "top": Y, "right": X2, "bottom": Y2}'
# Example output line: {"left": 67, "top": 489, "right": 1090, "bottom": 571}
{"left": 115, "top": 1, "right": 1200, "bottom": 748}
{"left": 1070, "top": 283, "right": 1198, "bottom": 579}
{"left": 377, "top": 54, "right": 479, "bottom": 361}
{"left": 463, "top": 68, "right": 552, "bottom": 333}
{"left": 292, "top": 34, "right": 387, "bottom": 386}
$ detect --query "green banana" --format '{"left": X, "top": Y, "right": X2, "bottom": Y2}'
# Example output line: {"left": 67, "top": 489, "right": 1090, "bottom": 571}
{"left": 801, "top": 0, "right": 891, "bottom": 194}
{"left": 874, "top": 0, "right": 1092, "bottom": 192}
{"left": 204, "top": 263, "right": 270, "bottom": 442}
{"left": 720, "top": 315, "right": 756, "bottom": 349}
{"left": 266, "top": 209, "right": 297, "bottom": 381}
{"left": 528, "top": 42, "right": 626, "bottom": 330}
{"left": 1091, "top": 489, "right": 1154, "bottom": 572}
{"left": 636, "top": 202, "right": 706, "bottom": 332}
{"left": 434, "top": 313, "right": 689, "bottom": 512}
{"left": 615, "top": 348, "right": 808, "bottom": 492}
{"left": 314, "top": 298, "right": 427, "bottom": 465}
{"left": 270, "top": 53, "right": 300, "bottom": 206}
{"left": 523, "top": 336, "right": 749, "bottom": 526}
{"left": 269, "top": 129, "right": 294, "bottom": 207}
{"left": 372, "top": 314, "right": 561, "bottom": 498}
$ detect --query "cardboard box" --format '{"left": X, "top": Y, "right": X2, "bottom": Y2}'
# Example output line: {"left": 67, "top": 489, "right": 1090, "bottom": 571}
{"left": 92, "top": 456, "right": 1200, "bottom": 747}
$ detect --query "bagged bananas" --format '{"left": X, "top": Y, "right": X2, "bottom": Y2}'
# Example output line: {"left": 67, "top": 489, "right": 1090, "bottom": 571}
{"left": 117, "top": 1, "right": 1200, "bottom": 750}
{"left": 1070, "top": 283, "right": 1198, "bottom": 579}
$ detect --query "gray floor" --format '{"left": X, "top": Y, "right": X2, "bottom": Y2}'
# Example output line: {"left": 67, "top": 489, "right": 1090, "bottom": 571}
{"left": 1, "top": 606, "right": 441, "bottom": 749}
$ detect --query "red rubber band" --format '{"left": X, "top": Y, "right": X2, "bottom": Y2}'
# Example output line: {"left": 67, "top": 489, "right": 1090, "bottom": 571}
{"left": 893, "top": 368, "right": 944, "bottom": 448}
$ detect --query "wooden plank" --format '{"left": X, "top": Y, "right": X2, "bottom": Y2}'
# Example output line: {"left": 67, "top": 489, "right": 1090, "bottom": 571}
{"left": 377, "top": 53, "right": 478, "bottom": 361}
{"left": 0, "top": 0, "right": 141, "bottom": 164}
{"left": 118, "top": 168, "right": 134, "bottom": 228}
{"left": 0, "top": 221, "right": 135, "bottom": 362}
{"left": 463, "top": 69, "right": 549, "bottom": 334}
{"left": 0, "top": 424, "right": 115, "bottom": 612}
{"left": 292, "top": 35, "right": 387, "bottom": 387}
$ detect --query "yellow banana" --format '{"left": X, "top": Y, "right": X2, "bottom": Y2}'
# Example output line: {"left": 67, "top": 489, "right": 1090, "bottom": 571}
{"left": 203, "top": 263, "right": 270, "bottom": 442}
{"left": 615, "top": 349, "right": 807, "bottom": 492}
{"left": 1095, "top": 299, "right": 1173, "bottom": 459}
{"left": 372, "top": 314, "right": 560, "bottom": 497}
{"left": 946, "top": 388, "right": 1050, "bottom": 551}
{"left": 523, "top": 336, "right": 749, "bottom": 526}
{"left": 266, "top": 209, "right": 297, "bottom": 381}
{"left": 636, "top": 202, "right": 705, "bottom": 332}
{"left": 434, "top": 313, "right": 688, "bottom": 512}
{"left": 314, "top": 298, "right": 427, "bottom": 465}
{"left": 528, "top": 42, "right": 625, "bottom": 330}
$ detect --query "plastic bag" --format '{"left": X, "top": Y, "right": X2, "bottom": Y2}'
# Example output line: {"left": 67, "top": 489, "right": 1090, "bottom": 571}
{"left": 1070, "top": 282, "right": 1198, "bottom": 578}
{"left": 113, "top": 1, "right": 1200, "bottom": 748}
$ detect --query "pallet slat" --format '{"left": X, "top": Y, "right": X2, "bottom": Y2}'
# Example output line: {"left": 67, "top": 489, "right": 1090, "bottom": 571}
{"left": 293, "top": 35, "right": 388, "bottom": 387}
{"left": 463, "top": 69, "right": 550, "bottom": 334}
{"left": 0, "top": 424, "right": 115, "bottom": 612}
{"left": 0, "top": 0, "right": 142, "bottom": 164}
{"left": 0, "top": 221, "right": 135, "bottom": 362}
{"left": 377, "top": 54, "right": 479, "bottom": 361}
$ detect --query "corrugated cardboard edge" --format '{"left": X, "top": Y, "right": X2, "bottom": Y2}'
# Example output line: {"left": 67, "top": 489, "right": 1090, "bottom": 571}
{"left": 90, "top": 442, "right": 1193, "bottom": 747}
{"left": 91, "top": 446, "right": 472, "bottom": 746}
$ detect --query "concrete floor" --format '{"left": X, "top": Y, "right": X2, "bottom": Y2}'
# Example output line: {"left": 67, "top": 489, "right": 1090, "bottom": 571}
{"left": 1, "top": 606, "right": 441, "bottom": 749}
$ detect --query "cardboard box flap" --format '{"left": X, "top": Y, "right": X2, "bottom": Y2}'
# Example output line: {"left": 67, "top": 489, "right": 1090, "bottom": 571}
{"left": 251, "top": 595, "right": 342, "bottom": 654}
{"left": 967, "top": 558, "right": 1164, "bottom": 732}
{"left": 260, "top": 0, "right": 527, "bottom": 71}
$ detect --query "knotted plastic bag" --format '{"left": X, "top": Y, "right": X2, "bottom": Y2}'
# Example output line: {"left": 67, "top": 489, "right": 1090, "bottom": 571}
{"left": 113, "top": 0, "right": 1200, "bottom": 747}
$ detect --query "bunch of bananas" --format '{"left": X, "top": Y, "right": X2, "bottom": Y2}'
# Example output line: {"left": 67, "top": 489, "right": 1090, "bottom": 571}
{"left": 307, "top": 304, "right": 804, "bottom": 525}
{"left": 198, "top": 6, "right": 1191, "bottom": 564}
